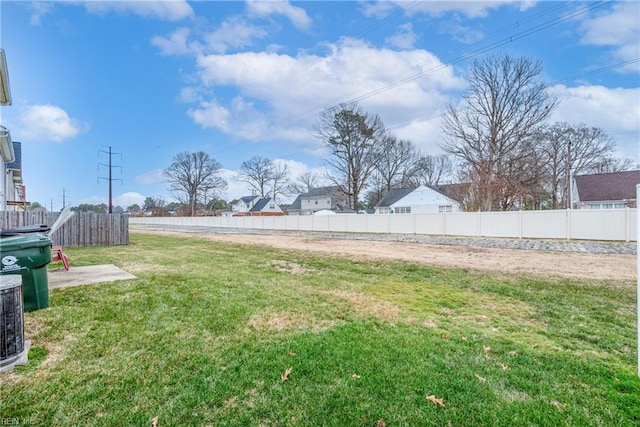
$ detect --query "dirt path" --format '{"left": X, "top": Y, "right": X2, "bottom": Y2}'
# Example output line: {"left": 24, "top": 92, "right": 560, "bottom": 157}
{"left": 133, "top": 228, "right": 637, "bottom": 282}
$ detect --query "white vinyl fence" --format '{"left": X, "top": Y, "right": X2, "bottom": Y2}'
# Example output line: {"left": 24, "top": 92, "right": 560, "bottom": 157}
{"left": 130, "top": 208, "right": 637, "bottom": 242}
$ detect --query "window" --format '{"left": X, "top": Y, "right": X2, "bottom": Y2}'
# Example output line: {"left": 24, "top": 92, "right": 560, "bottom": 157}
{"left": 438, "top": 205, "right": 453, "bottom": 213}
{"left": 589, "top": 203, "right": 623, "bottom": 209}
{"left": 395, "top": 206, "right": 411, "bottom": 214}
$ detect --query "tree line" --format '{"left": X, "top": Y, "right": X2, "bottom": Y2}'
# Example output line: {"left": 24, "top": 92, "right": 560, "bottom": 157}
{"left": 32, "top": 54, "right": 632, "bottom": 216}
{"left": 162, "top": 54, "right": 633, "bottom": 215}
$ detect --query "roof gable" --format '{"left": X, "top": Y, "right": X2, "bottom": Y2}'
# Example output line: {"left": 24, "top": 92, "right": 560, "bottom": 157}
{"left": 303, "top": 186, "right": 342, "bottom": 198}
{"left": 250, "top": 198, "right": 272, "bottom": 212}
{"left": 575, "top": 170, "right": 640, "bottom": 202}
{"left": 376, "top": 187, "right": 416, "bottom": 208}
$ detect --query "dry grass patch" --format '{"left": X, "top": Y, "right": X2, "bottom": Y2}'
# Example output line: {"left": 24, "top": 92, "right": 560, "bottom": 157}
{"left": 268, "top": 260, "right": 315, "bottom": 275}
{"left": 244, "top": 310, "right": 338, "bottom": 335}
{"left": 319, "top": 289, "right": 402, "bottom": 322}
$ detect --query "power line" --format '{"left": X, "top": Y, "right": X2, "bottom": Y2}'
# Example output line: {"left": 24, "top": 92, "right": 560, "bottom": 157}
{"left": 289, "top": 1, "right": 613, "bottom": 126}
{"left": 98, "top": 146, "right": 123, "bottom": 213}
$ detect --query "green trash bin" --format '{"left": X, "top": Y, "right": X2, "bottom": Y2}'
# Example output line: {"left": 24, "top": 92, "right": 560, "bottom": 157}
{"left": 0, "top": 229, "right": 52, "bottom": 312}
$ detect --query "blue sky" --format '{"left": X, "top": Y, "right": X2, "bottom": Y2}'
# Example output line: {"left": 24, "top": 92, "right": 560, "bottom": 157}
{"left": 1, "top": 0, "right": 638, "bottom": 210}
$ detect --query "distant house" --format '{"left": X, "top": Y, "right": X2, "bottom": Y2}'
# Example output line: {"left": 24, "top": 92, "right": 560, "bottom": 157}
{"left": 233, "top": 197, "right": 283, "bottom": 216}
{"left": 375, "top": 185, "right": 461, "bottom": 214}
{"left": 5, "top": 141, "right": 24, "bottom": 211}
{"left": 1, "top": 127, "right": 16, "bottom": 211}
{"left": 232, "top": 195, "right": 260, "bottom": 214}
{"left": 573, "top": 170, "right": 640, "bottom": 209}
{"left": 287, "top": 186, "right": 349, "bottom": 215}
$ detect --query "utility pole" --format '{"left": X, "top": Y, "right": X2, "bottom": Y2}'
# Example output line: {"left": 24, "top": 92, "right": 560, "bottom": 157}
{"left": 98, "top": 146, "right": 122, "bottom": 213}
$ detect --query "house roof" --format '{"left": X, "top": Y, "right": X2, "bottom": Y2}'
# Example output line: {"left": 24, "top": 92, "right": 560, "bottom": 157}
{"left": 304, "top": 186, "right": 341, "bottom": 198}
{"left": 574, "top": 170, "right": 640, "bottom": 202}
{"left": 249, "top": 197, "right": 271, "bottom": 212}
{"left": 375, "top": 187, "right": 416, "bottom": 208}
{"left": 287, "top": 195, "right": 301, "bottom": 210}
{"left": 238, "top": 195, "right": 257, "bottom": 204}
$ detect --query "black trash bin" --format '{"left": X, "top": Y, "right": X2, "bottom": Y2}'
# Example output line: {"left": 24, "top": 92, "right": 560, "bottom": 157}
{"left": 0, "top": 226, "right": 52, "bottom": 312}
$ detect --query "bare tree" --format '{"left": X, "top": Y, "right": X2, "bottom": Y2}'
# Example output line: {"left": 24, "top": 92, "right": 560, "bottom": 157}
{"left": 239, "top": 156, "right": 290, "bottom": 202}
{"left": 288, "top": 171, "right": 321, "bottom": 195}
{"left": 589, "top": 156, "right": 635, "bottom": 174}
{"left": 314, "top": 102, "right": 386, "bottom": 210}
{"left": 441, "top": 54, "right": 558, "bottom": 211}
{"left": 239, "top": 156, "right": 273, "bottom": 197}
{"left": 270, "top": 161, "right": 290, "bottom": 202}
{"left": 537, "top": 122, "right": 620, "bottom": 208}
{"left": 407, "top": 154, "right": 453, "bottom": 187}
{"left": 373, "top": 135, "right": 419, "bottom": 191}
{"left": 163, "top": 151, "right": 227, "bottom": 216}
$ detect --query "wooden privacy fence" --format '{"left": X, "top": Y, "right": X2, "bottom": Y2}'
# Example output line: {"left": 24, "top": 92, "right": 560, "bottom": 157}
{"left": 0, "top": 211, "right": 129, "bottom": 247}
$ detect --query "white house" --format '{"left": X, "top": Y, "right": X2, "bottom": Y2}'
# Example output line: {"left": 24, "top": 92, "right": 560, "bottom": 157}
{"left": 286, "top": 186, "right": 349, "bottom": 215}
{"left": 231, "top": 196, "right": 284, "bottom": 216}
{"left": 0, "top": 126, "right": 15, "bottom": 211}
{"left": 232, "top": 195, "right": 260, "bottom": 214}
{"left": 573, "top": 170, "right": 639, "bottom": 209}
{"left": 375, "top": 185, "right": 461, "bottom": 214}
{"left": 1, "top": 49, "right": 14, "bottom": 211}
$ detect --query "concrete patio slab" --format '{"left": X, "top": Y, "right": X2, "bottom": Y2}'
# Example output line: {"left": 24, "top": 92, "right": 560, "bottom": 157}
{"left": 48, "top": 264, "right": 137, "bottom": 289}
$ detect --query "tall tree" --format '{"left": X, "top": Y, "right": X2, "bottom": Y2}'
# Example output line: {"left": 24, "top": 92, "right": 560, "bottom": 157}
{"left": 239, "top": 156, "right": 290, "bottom": 202}
{"left": 537, "top": 122, "right": 620, "bottom": 208}
{"left": 441, "top": 54, "right": 558, "bottom": 211}
{"left": 288, "top": 171, "right": 321, "bottom": 195}
{"left": 373, "top": 135, "right": 419, "bottom": 191}
{"left": 270, "top": 161, "right": 290, "bottom": 202}
{"left": 163, "top": 151, "right": 227, "bottom": 216}
{"left": 314, "top": 102, "right": 386, "bottom": 210}
{"left": 239, "top": 156, "right": 274, "bottom": 198}
{"left": 407, "top": 154, "right": 453, "bottom": 188}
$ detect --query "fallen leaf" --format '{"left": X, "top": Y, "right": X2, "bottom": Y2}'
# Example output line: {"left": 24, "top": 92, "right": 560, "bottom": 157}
{"left": 351, "top": 374, "right": 361, "bottom": 379}
{"left": 287, "top": 351, "right": 296, "bottom": 356}
{"left": 508, "top": 351, "right": 518, "bottom": 357}
{"left": 500, "top": 364, "right": 509, "bottom": 371}
{"left": 461, "top": 336, "right": 467, "bottom": 341}
{"left": 551, "top": 400, "right": 566, "bottom": 411}
{"left": 475, "top": 374, "right": 487, "bottom": 383}
{"left": 151, "top": 416, "right": 159, "bottom": 427}
{"left": 376, "top": 419, "right": 387, "bottom": 427}
{"left": 441, "top": 334, "right": 451, "bottom": 339}
{"left": 281, "top": 367, "right": 293, "bottom": 382}
{"left": 483, "top": 345, "right": 491, "bottom": 353}
{"left": 426, "top": 394, "right": 445, "bottom": 407}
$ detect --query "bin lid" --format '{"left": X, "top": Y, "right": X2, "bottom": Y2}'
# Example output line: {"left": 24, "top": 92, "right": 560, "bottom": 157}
{"left": 0, "top": 224, "right": 51, "bottom": 237}
{"left": 0, "top": 275, "right": 22, "bottom": 291}
{"left": 0, "top": 233, "right": 52, "bottom": 251}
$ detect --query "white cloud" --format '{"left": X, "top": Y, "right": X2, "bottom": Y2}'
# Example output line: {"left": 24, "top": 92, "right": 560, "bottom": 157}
{"left": 549, "top": 84, "right": 640, "bottom": 161}
{"left": 151, "top": 28, "right": 202, "bottom": 56}
{"left": 385, "top": 23, "right": 418, "bottom": 50}
{"left": 114, "top": 191, "right": 146, "bottom": 208}
{"left": 203, "top": 17, "right": 268, "bottom": 54}
{"left": 80, "top": 0, "right": 194, "bottom": 21}
{"left": 18, "top": 105, "right": 86, "bottom": 142}
{"left": 579, "top": 2, "right": 640, "bottom": 72}
{"left": 28, "top": 2, "right": 54, "bottom": 26}
{"left": 134, "top": 169, "right": 164, "bottom": 185}
{"left": 381, "top": 1, "right": 536, "bottom": 19}
{"left": 218, "top": 168, "right": 247, "bottom": 201}
{"left": 189, "top": 38, "right": 463, "bottom": 151}
{"left": 246, "top": 0, "right": 312, "bottom": 30}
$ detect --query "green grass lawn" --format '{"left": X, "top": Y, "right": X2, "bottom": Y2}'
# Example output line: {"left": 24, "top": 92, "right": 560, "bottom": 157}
{"left": 1, "top": 232, "right": 638, "bottom": 426}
